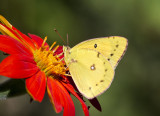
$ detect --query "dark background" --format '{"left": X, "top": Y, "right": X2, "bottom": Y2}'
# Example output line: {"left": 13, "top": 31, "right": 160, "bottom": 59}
{"left": 0, "top": 0, "right": 160, "bottom": 116}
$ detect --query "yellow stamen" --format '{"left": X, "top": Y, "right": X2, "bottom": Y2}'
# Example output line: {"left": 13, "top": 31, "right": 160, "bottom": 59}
{"left": 49, "top": 41, "right": 56, "bottom": 51}
{"left": 52, "top": 45, "right": 59, "bottom": 53}
{"left": 42, "top": 36, "right": 47, "bottom": 47}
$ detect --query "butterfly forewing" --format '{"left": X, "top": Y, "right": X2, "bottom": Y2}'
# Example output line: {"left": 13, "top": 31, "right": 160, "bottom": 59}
{"left": 72, "top": 36, "right": 128, "bottom": 68}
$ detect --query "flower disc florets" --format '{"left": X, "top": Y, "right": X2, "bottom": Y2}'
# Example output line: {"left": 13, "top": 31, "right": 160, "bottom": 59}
{"left": 33, "top": 37, "right": 66, "bottom": 77}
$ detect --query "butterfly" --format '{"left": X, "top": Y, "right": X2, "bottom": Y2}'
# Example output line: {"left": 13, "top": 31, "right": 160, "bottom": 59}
{"left": 63, "top": 36, "right": 128, "bottom": 99}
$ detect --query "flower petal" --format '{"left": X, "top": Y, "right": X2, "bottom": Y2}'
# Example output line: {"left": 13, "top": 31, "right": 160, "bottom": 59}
{"left": 0, "top": 35, "right": 32, "bottom": 55}
{"left": 0, "top": 55, "right": 39, "bottom": 79}
{"left": 26, "top": 71, "right": 46, "bottom": 102}
{"left": 28, "top": 34, "right": 49, "bottom": 49}
{"left": 12, "top": 26, "right": 36, "bottom": 49}
{"left": 62, "top": 81, "right": 89, "bottom": 116}
{"left": 0, "top": 23, "right": 22, "bottom": 43}
{"left": 47, "top": 77, "right": 75, "bottom": 116}
{"left": 53, "top": 46, "right": 64, "bottom": 59}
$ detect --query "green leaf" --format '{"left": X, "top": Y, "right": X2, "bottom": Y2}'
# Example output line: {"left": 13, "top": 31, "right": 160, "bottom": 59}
{"left": 0, "top": 90, "right": 10, "bottom": 100}
{"left": 0, "top": 79, "right": 27, "bottom": 99}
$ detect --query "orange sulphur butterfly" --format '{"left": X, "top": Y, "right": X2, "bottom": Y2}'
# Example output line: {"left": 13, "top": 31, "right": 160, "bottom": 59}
{"left": 63, "top": 36, "right": 128, "bottom": 99}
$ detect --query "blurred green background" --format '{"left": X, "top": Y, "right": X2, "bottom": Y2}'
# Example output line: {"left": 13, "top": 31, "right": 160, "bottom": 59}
{"left": 0, "top": 0, "right": 160, "bottom": 116}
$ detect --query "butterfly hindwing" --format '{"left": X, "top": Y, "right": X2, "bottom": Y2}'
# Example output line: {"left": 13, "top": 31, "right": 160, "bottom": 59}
{"left": 66, "top": 48, "right": 114, "bottom": 99}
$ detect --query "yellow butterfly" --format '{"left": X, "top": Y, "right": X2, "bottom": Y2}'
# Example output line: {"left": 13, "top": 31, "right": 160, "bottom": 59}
{"left": 63, "top": 36, "right": 128, "bottom": 99}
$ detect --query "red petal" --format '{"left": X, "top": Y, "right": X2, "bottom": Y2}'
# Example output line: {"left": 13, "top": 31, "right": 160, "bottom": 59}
{"left": 62, "top": 82, "right": 89, "bottom": 116}
{"left": 0, "top": 23, "right": 22, "bottom": 41}
{"left": 28, "top": 34, "right": 49, "bottom": 49}
{"left": 26, "top": 71, "right": 46, "bottom": 102}
{"left": 12, "top": 26, "right": 36, "bottom": 49}
{"left": 53, "top": 46, "right": 64, "bottom": 59}
{"left": 54, "top": 46, "right": 63, "bottom": 55}
{"left": 47, "top": 77, "right": 75, "bottom": 116}
{"left": 0, "top": 55, "right": 39, "bottom": 79}
{"left": 0, "top": 35, "right": 32, "bottom": 55}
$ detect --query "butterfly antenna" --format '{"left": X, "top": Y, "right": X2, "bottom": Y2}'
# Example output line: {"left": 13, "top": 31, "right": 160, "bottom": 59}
{"left": 67, "top": 33, "right": 69, "bottom": 46}
{"left": 54, "top": 29, "right": 66, "bottom": 44}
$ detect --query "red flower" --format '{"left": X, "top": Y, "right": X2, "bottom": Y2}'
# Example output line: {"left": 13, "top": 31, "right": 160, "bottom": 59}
{"left": 0, "top": 15, "right": 89, "bottom": 116}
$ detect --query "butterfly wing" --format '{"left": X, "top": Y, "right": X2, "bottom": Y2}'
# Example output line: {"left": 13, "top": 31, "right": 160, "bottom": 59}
{"left": 65, "top": 48, "right": 114, "bottom": 99}
{"left": 72, "top": 36, "right": 128, "bottom": 68}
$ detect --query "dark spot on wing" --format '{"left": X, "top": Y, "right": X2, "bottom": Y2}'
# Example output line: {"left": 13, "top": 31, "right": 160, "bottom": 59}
{"left": 116, "top": 44, "right": 119, "bottom": 48}
{"left": 114, "top": 49, "right": 116, "bottom": 51}
{"left": 89, "top": 87, "right": 92, "bottom": 90}
{"left": 105, "top": 69, "right": 107, "bottom": 72}
{"left": 94, "top": 44, "right": 97, "bottom": 48}
{"left": 71, "top": 59, "right": 77, "bottom": 63}
{"left": 97, "top": 52, "right": 100, "bottom": 58}
{"left": 110, "top": 53, "right": 114, "bottom": 56}
{"left": 90, "top": 64, "right": 96, "bottom": 70}
{"left": 100, "top": 80, "right": 104, "bottom": 82}
{"left": 96, "top": 84, "right": 98, "bottom": 86}
{"left": 108, "top": 58, "right": 110, "bottom": 61}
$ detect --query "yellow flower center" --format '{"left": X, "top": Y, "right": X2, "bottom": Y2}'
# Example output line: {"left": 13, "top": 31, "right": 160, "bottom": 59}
{"left": 33, "top": 37, "right": 66, "bottom": 77}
